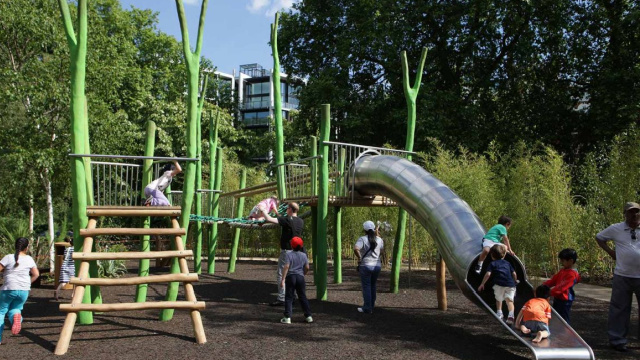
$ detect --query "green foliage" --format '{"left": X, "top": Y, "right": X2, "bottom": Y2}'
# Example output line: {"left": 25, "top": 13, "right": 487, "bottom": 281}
{"left": 96, "top": 243, "right": 128, "bottom": 278}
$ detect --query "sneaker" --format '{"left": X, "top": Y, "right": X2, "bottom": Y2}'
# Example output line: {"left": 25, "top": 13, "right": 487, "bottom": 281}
{"left": 357, "top": 307, "right": 364, "bottom": 313}
{"left": 11, "top": 313, "right": 22, "bottom": 335}
{"left": 305, "top": 316, "right": 313, "bottom": 323}
{"left": 270, "top": 300, "right": 285, "bottom": 306}
{"left": 474, "top": 264, "right": 481, "bottom": 274}
{"left": 280, "top": 317, "right": 291, "bottom": 324}
{"left": 506, "top": 316, "right": 514, "bottom": 326}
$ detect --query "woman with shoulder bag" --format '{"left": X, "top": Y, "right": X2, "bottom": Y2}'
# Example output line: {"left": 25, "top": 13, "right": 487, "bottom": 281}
{"left": 354, "top": 220, "right": 384, "bottom": 314}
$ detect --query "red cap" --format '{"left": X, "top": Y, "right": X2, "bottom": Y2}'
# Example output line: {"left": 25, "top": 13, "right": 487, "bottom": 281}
{"left": 290, "top": 236, "right": 303, "bottom": 250}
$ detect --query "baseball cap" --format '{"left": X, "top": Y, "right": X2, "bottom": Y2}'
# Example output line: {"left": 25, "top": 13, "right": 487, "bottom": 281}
{"left": 290, "top": 236, "right": 304, "bottom": 249}
{"left": 363, "top": 221, "right": 375, "bottom": 231}
{"left": 624, "top": 202, "right": 640, "bottom": 213}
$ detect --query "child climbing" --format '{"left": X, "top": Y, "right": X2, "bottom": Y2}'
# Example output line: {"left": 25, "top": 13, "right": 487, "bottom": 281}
{"left": 478, "top": 245, "right": 518, "bottom": 325}
{"left": 54, "top": 235, "right": 75, "bottom": 301}
{"left": 543, "top": 248, "right": 580, "bottom": 324}
{"left": 249, "top": 195, "right": 279, "bottom": 220}
{"left": 516, "top": 284, "right": 552, "bottom": 343}
{"left": 475, "top": 215, "right": 515, "bottom": 274}
{"left": 144, "top": 160, "right": 182, "bottom": 206}
{"left": 280, "top": 236, "right": 312, "bottom": 324}
{"left": 0, "top": 237, "right": 40, "bottom": 345}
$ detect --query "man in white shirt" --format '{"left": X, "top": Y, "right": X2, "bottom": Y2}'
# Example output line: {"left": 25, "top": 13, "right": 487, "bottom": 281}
{"left": 596, "top": 202, "right": 640, "bottom": 352}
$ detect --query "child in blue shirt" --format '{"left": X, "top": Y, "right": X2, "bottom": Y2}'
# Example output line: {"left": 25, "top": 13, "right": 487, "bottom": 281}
{"left": 280, "top": 236, "right": 312, "bottom": 324}
{"left": 478, "top": 245, "right": 519, "bottom": 325}
{"left": 475, "top": 215, "right": 515, "bottom": 274}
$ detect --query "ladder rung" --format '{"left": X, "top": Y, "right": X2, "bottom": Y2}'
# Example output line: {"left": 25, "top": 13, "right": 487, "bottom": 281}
{"left": 73, "top": 250, "right": 192, "bottom": 261}
{"left": 70, "top": 273, "right": 198, "bottom": 286}
{"left": 60, "top": 301, "right": 205, "bottom": 312}
{"left": 80, "top": 228, "right": 186, "bottom": 237}
{"left": 86, "top": 206, "right": 182, "bottom": 217}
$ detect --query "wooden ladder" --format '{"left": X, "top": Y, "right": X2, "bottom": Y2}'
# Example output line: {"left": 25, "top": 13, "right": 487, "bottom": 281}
{"left": 54, "top": 206, "right": 206, "bottom": 355}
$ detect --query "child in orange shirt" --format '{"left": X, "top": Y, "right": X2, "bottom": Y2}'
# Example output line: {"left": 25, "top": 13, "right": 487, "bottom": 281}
{"left": 515, "top": 284, "right": 552, "bottom": 343}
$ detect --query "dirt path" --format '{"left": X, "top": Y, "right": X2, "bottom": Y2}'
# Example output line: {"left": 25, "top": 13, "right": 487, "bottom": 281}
{"left": 4, "top": 261, "right": 638, "bottom": 359}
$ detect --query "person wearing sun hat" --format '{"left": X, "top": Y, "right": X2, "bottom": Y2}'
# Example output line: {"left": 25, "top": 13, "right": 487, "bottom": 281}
{"left": 354, "top": 220, "right": 384, "bottom": 314}
{"left": 595, "top": 201, "right": 640, "bottom": 352}
{"left": 279, "top": 236, "right": 312, "bottom": 324}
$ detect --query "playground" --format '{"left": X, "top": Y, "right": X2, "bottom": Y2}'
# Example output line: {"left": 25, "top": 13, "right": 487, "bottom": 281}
{"left": 6, "top": 260, "right": 637, "bottom": 359}
{"left": 3, "top": 0, "right": 640, "bottom": 359}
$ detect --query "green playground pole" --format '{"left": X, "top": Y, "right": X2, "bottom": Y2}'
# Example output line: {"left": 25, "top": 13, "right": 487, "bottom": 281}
{"left": 208, "top": 147, "right": 223, "bottom": 274}
{"left": 194, "top": 75, "right": 208, "bottom": 274}
{"left": 316, "top": 105, "right": 330, "bottom": 300}
{"left": 161, "top": 0, "right": 209, "bottom": 322}
{"left": 135, "top": 120, "right": 156, "bottom": 302}
{"left": 309, "top": 136, "right": 318, "bottom": 277}
{"left": 83, "top": 100, "right": 101, "bottom": 306}
{"left": 333, "top": 148, "right": 346, "bottom": 284}
{"left": 270, "top": 13, "right": 286, "bottom": 199}
{"left": 390, "top": 48, "right": 428, "bottom": 293}
{"left": 208, "top": 110, "right": 219, "bottom": 263}
{"left": 57, "top": 0, "right": 93, "bottom": 324}
{"left": 228, "top": 169, "right": 246, "bottom": 273}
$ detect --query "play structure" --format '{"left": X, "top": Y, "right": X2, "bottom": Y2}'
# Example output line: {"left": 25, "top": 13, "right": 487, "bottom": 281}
{"left": 54, "top": 1, "right": 594, "bottom": 359}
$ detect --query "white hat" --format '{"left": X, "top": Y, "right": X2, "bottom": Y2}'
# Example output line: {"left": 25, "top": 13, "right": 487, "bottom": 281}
{"left": 363, "top": 221, "right": 375, "bottom": 231}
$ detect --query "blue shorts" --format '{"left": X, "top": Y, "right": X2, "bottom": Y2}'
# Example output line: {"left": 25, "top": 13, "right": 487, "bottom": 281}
{"left": 523, "top": 320, "right": 550, "bottom": 335}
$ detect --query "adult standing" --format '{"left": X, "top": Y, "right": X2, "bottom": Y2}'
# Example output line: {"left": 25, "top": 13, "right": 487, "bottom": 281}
{"left": 354, "top": 220, "right": 384, "bottom": 314}
{"left": 262, "top": 202, "right": 304, "bottom": 306}
{"left": 595, "top": 202, "right": 640, "bottom": 352}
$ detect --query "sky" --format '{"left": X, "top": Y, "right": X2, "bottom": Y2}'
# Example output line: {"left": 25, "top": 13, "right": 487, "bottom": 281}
{"left": 119, "top": 0, "right": 295, "bottom": 75}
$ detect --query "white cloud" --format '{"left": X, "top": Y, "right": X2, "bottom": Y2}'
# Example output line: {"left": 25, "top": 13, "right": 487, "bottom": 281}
{"left": 183, "top": 0, "right": 200, "bottom": 5}
{"left": 247, "top": 0, "right": 294, "bottom": 16}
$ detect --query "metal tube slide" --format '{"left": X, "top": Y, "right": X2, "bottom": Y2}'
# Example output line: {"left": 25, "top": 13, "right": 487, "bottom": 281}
{"left": 352, "top": 155, "right": 594, "bottom": 360}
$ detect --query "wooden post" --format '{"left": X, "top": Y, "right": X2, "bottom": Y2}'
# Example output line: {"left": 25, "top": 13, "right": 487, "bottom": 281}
{"left": 228, "top": 169, "right": 246, "bottom": 273}
{"left": 436, "top": 254, "right": 447, "bottom": 311}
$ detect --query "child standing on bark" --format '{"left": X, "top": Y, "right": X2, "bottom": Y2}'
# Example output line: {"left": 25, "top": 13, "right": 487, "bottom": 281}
{"left": 0, "top": 237, "right": 40, "bottom": 345}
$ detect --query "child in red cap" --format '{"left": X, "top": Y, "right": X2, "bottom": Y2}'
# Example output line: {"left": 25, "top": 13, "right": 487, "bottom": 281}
{"left": 280, "top": 236, "right": 312, "bottom": 324}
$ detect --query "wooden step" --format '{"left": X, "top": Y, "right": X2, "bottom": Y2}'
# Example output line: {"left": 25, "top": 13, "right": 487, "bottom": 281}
{"left": 59, "top": 301, "right": 205, "bottom": 312}
{"left": 86, "top": 206, "right": 182, "bottom": 217}
{"left": 73, "top": 250, "right": 192, "bottom": 261}
{"left": 80, "top": 228, "right": 186, "bottom": 237}
{"left": 70, "top": 273, "right": 198, "bottom": 286}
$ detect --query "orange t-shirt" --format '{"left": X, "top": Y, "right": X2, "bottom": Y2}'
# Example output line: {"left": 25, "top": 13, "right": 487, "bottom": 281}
{"left": 522, "top": 298, "right": 551, "bottom": 324}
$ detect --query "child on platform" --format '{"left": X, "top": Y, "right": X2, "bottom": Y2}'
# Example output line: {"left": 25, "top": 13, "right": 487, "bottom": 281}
{"left": 543, "top": 248, "right": 580, "bottom": 324}
{"left": 516, "top": 284, "right": 552, "bottom": 343}
{"left": 478, "top": 245, "right": 518, "bottom": 325}
{"left": 248, "top": 196, "right": 279, "bottom": 220}
{"left": 144, "top": 161, "right": 182, "bottom": 206}
{"left": 0, "top": 237, "right": 40, "bottom": 345}
{"left": 280, "top": 236, "right": 313, "bottom": 324}
{"left": 475, "top": 215, "right": 514, "bottom": 274}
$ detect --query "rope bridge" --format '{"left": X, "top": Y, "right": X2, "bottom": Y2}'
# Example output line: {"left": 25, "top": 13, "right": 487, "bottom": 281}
{"left": 189, "top": 202, "right": 311, "bottom": 229}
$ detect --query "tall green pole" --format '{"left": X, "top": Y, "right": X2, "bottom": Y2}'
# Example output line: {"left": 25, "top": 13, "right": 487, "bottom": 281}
{"left": 270, "top": 13, "right": 286, "bottom": 199}
{"left": 309, "top": 136, "right": 318, "bottom": 278}
{"left": 333, "top": 148, "right": 346, "bottom": 284}
{"left": 161, "top": 0, "right": 208, "bottom": 321}
{"left": 135, "top": 121, "right": 156, "bottom": 302}
{"left": 316, "top": 105, "right": 330, "bottom": 300}
{"left": 83, "top": 100, "right": 101, "bottom": 306}
{"left": 228, "top": 169, "right": 246, "bottom": 273}
{"left": 194, "top": 75, "right": 208, "bottom": 274}
{"left": 208, "top": 110, "right": 219, "bottom": 264}
{"left": 390, "top": 48, "right": 428, "bottom": 293}
{"left": 208, "top": 147, "right": 223, "bottom": 274}
{"left": 57, "top": 0, "right": 93, "bottom": 324}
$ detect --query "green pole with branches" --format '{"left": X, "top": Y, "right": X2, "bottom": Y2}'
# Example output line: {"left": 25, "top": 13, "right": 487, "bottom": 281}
{"left": 390, "top": 48, "right": 427, "bottom": 293}
{"left": 270, "top": 13, "right": 286, "bottom": 199}
{"left": 208, "top": 110, "right": 219, "bottom": 265}
{"left": 135, "top": 120, "right": 156, "bottom": 302}
{"left": 195, "top": 74, "right": 208, "bottom": 274}
{"left": 228, "top": 169, "right": 246, "bottom": 273}
{"left": 208, "top": 147, "right": 223, "bottom": 274}
{"left": 316, "top": 104, "right": 330, "bottom": 300}
{"left": 57, "top": 0, "right": 95, "bottom": 324}
{"left": 160, "top": 0, "right": 208, "bottom": 321}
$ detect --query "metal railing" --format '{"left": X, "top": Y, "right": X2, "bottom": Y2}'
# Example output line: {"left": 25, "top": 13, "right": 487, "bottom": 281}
{"left": 323, "top": 141, "right": 416, "bottom": 202}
